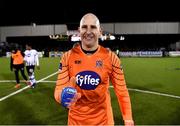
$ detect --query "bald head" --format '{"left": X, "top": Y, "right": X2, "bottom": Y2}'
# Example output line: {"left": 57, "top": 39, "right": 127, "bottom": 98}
{"left": 79, "top": 13, "right": 102, "bottom": 51}
{"left": 80, "top": 13, "right": 100, "bottom": 29}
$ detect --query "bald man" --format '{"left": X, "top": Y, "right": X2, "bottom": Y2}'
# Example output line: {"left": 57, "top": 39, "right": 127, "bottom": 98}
{"left": 54, "top": 13, "right": 134, "bottom": 125}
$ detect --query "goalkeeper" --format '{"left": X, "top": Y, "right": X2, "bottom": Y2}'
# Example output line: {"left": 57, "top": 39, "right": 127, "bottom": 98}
{"left": 54, "top": 13, "right": 134, "bottom": 125}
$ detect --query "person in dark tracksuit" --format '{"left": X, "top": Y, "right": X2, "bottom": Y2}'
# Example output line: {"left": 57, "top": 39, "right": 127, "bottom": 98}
{"left": 10, "top": 49, "right": 30, "bottom": 88}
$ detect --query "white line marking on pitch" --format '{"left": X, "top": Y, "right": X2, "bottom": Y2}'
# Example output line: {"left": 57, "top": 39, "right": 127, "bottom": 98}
{"left": 0, "top": 80, "right": 56, "bottom": 83}
{"left": 109, "top": 86, "right": 180, "bottom": 99}
{"left": 128, "top": 88, "right": 180, "bottom": 99}
{"left": 0, "top": 80, "right": 17, "bottom": 82}
{"left": 0, "top": 71, "right": 59, "bottom": 102}
{"left": 1, "top": 76, "right": 180, "bottom": 101}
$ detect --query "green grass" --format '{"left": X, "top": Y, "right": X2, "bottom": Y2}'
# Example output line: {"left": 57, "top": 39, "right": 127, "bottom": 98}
{"left": 122, "top": 58, "right": 180, "bottom": 95}
{"left": 0, "top": 83, "right": 68, "bottom": 124}
{"left": 0, "top": 57, "right": 180, "bottom": 125}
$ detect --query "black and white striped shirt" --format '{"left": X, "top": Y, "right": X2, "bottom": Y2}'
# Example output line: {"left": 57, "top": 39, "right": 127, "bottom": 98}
{"left": 24, "top": 49, "right": 39, "bottom": 66}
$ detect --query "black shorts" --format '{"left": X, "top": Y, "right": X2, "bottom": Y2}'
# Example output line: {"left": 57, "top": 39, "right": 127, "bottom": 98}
{"left": 26, "top": 65, "right": 35, "bottom": 74}
{"left": 13, "top": 63, "right": 24, "bottom": 69}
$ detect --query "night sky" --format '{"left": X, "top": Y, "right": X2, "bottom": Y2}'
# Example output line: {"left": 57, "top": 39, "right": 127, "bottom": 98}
{"left": 1, "top": 0, "right": 180, "bottom": 26}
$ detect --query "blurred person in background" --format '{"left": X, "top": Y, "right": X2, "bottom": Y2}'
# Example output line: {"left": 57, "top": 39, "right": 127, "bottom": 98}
{"left": 24, "top": 43, "right": 40, "bottom": 88}
{"left": 10, "top": 48, "right": 29, "bottom": 88}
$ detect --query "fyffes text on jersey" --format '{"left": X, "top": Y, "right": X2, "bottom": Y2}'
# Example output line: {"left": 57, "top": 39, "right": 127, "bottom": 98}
{"left": 76, "top": 71, "right": 101, "bottom": 90}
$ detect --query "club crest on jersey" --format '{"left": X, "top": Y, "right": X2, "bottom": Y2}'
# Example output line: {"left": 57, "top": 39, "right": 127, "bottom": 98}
{"left": 96, "top": 60, "right": 103, "bottom": 67}
{"left": 76, "top": 71, "right": 101, "bottom": 90}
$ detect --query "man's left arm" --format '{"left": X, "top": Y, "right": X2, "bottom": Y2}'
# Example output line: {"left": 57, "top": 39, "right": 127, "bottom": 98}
{"left": 35, "top": 50, "right": 40, "bottom": 69}
{"left": 110, "top": 52, "right": 134, "bottom": 126}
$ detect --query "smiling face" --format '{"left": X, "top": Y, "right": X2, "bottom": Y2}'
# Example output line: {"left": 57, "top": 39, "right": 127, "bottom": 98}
{"left": 79, "top": 13, "right": 102, "bottom": 51}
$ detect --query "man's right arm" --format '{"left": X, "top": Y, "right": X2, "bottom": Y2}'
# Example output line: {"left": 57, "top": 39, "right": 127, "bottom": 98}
{"left": 54, "top": 51, "right": 71, "bottom": 103}
{"left": 54, "top": 51, "right": 81, "bottom": 108}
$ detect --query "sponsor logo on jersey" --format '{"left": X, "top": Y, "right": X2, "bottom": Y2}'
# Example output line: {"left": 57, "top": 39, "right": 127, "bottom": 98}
{"left": 76, "top": 71, "right": 101, "bottom": 90}
{"left": 26, "top": 53, "right": 31, "bottom": 57}
{"left": 74, "top": 60, "right": 81, "bottom": 64}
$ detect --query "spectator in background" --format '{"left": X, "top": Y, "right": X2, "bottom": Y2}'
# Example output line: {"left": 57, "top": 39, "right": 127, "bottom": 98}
{"left": 10, "top": 48, "right": 29, "bottom": 88}
{"left": 116, "top": 49, "right": 120, "bottom": 57}
{"left": 54, "top": 13, "right": 134, "bottom": 125}
{"left": 24, "top": 43, "right": 40, "bottom": 88}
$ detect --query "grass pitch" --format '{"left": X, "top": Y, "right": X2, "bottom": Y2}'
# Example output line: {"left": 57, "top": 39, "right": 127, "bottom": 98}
{"left": 0, "top": 57, "right": 180, "bottom": 125}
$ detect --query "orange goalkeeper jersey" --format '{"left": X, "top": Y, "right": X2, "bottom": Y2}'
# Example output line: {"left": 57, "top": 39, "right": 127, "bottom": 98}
{"left": 54, "top": 44, "right": 133, "bottom": 125}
